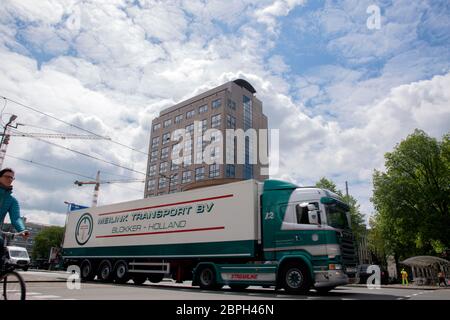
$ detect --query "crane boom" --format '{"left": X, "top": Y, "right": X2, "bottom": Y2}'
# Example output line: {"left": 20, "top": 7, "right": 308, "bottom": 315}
{"left": 4, "top": 132, "right": 111, "bottom": 140}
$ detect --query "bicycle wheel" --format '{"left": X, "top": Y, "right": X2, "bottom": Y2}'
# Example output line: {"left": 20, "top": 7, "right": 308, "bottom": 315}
{"left": 2, "top": 271, "right": 26, "bottom": 300}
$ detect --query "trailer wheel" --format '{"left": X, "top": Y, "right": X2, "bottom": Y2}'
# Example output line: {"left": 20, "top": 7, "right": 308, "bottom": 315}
{"left": 113, "top": 260, "right": 130, "bottom": 284}
{"left": 197, "top": 266, "right": 221, "bottom": 290}
{"left": 280, "top": 262, "right": 311, "bottom": 294}
{"left": 132, "top": 275, "right": 147, "bottom": 285}
{"left": 98, "top": 260, "right": 114, "bottom": 282}
{"left": 80, "top": 259, "right": 95, "bottom": 281}
{"left": 148, "top": 274, "right": 164, "bottom": 283}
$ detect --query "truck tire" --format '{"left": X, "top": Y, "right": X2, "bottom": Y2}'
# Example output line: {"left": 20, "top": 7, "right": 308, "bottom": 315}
{"left": 280, "top": 262, "right": 311, "bottom": 294}
{"left": 98, "top": 260, "right": 114, "bottom": 282}
{"left": 80, "top": 259, "right": 95, "bottom": 281}
{"left": 197, "top": 266, "right": 222, "bottom": 290}
{"left": 148, "top": 274, "right": 164, "bottom": 283}
{"left": 132, "top": 275, "right": 147, "bottom": 285}
{"left": 113, "top": 260, "right": 130, "bottom": 284}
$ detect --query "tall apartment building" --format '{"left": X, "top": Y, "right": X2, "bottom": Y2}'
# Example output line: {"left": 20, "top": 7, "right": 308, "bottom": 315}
{"left": 144, "top": 79, "right": 268, "bottom": 198}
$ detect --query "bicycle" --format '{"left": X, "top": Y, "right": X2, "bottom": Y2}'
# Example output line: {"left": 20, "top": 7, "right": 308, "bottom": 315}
{"left": 0, "top": 231, "right": 27, "bottom": 300}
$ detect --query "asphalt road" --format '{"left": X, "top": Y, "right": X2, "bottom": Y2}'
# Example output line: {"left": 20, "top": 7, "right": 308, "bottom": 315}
{"left": 18, "top": 270, "right": 450, "bottom": 301}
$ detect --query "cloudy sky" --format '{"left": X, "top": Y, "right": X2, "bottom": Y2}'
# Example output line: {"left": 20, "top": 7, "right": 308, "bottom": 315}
{"left": 0, "top": 0, "right": 449, "bottom": 226}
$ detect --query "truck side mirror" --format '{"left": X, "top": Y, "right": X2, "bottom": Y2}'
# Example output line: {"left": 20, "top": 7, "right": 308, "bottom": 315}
{"left": 298, "top": 203, "right": 321, "bottom": 225}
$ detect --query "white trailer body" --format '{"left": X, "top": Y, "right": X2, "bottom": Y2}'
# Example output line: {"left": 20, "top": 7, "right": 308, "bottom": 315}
{"left": 63, "top": 180, "right": 260, "bottom": 259}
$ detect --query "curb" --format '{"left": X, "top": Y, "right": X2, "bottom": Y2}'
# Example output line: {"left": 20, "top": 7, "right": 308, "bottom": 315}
{"left": 347, "top": 284, "right": 447, "bottom": 290}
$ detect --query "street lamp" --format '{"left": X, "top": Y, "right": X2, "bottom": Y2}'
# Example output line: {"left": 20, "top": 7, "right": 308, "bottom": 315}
{"left": 0, "top": 114, "right": 17, "bottom": 146}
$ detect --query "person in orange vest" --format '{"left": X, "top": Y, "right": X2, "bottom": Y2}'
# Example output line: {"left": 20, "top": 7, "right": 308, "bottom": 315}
{"left": 401, "top": 268, "right": 409, "bottom": 286}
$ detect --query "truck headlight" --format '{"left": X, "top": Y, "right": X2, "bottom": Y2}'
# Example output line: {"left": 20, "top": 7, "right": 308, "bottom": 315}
{"left": 329, "top": 264, "right": 342, "bottom": 270}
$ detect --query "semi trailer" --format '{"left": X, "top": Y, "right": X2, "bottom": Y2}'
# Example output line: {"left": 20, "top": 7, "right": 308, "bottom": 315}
{"left": 62, "top": 179, "right": 357, "bottom": 294}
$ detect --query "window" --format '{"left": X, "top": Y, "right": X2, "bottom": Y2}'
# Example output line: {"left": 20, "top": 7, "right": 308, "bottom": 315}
{"left": 171, "top": 162, "right": 179, "bottom": 171}
{"left": 199, "top": 105, "right": 208, "bottom": 113}
{"left": 147, "top": 179, "right": 155, "bottom": 191}
{"left": 295, "top": 202, "right": 321, "bottom": 225}
{"left": 149, "top": 164, "right": 156, "bottom": 177}
{"left": 158, "top": 177, "right": 167, "bottom": 189}
{"left": 212, "top": 98, "right": 221, "bottom": 109}
{"left": 226, "top": 164, "right": 235, "bottom": 178}
{"left": 170, "top": 174, "right": 178, "bottom": 187}
{"left": 161, "top": 147, "right": 169, "bottom": 159}
{"left": 209, "top": 164, "right": 220, "bottom": 178}
{"left": 195, "top": 167, "right": 205, "bottom": 181}
{"left": 162, "top": 132, "right": 171, "bottom": 145}
{"left": 163, "top": 119, "right": 171, "bottom": 128}
{"left": 152, "top": 123, "right": 161, "bottom": 132}
{"left": 185, "top": 123, "right": 194, "bottom": 134}
{"left": 151, "top": 137, "right": 160, "bottom": 149}
{"left": 186, "top": 109, "right": 195, "bottom": 118}
{"left": 226, "top": 114, "right": 236, "bottom": 129}
{"left": 227, "top": 99, "right": 236, "bottom": 111}
{"left": 175, "top": 114, "right": 183, "bottom": 124}
{"left": 201, "top": 119, "right": 207, "bottom": 132}
{"left": 211, "top": 114, "right": 221, "bottom": 128}
{"left": 150, "top": 150, "right": 158, "bottom": 162}
{"left": 159, "top": 161, "right": 168, "bottom": 173}
{"left": 182, "top": 171, "right": 192, "bottom": 184}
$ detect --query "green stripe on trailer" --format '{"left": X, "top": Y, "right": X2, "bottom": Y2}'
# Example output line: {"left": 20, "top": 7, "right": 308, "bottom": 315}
{"left": 63, "top": 239, "right": 256, "bottom": 258}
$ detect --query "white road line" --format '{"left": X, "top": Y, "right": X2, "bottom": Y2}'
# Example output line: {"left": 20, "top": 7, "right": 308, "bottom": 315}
{"left": 30, "top": 295, "right": 61, "bottom": 299}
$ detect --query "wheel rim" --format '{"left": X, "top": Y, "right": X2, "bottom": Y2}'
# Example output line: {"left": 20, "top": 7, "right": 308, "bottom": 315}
{"left": 286, "top": 268, "right": 303, "bottom": 289}
{"left": 117, "top": 265, "right": 126, "bottom": 278}
{"left": 200, "top": 269, "right": 213, "bottom": 286}
{"left": 82, "top": 264, "right": 91, "bottom": 278}
{"left": 101, "top": 265, "right": 111, "bottom": 279}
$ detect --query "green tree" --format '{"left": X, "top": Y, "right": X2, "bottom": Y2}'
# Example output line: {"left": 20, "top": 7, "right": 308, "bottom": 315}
{"left": 371, "top": 129, "right": 450, "bottom": 260}
{"left": 315, "top": 177, "right": 367, "bottom": 243}
{"left": 32, "top": 226, "right": 65, "bottom": 261}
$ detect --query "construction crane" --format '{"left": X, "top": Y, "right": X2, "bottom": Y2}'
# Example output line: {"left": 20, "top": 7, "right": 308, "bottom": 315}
{"left": 74, "top": 171, "right": 145, "bottom": 207}
{"left": 0, "top": 116, "right": 111, "bottom": 168}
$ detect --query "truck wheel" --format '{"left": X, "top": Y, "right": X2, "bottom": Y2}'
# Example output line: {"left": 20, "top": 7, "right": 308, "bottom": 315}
{"left": 80, "top": 259, "right": 95, "bottom": 281}
{"left": 280, "top": 263, "right": 311, "bottom": 294}
{"left": 148, "top": 274, "right": 164, "bottom": 283}
{"left": 197, "top": 266, "right": 221, "bottom": 290}
{"left": 98, "top": 260, "right": 114, "bottom": 282}
{"left": 132, "top": 275, "right": 147, "bottom": 285}
{"left": 113, "top": 260, "right": 130, "bottom": 284}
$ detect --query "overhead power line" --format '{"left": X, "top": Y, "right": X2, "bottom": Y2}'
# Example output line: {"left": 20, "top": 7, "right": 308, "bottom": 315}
{"left": 19, "top": 132, "right": 147, "bottom": 176}
{"left": 6, "top": 154, "right": 144, "bottom": 193}
{"left": 1, "top": 96, "right": 149, "bottom": 155}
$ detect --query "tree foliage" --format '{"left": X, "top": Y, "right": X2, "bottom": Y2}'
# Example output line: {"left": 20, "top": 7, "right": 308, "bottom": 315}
{"left": 32, "top": 226, "right": 65, "bottom": 260}
{"left": 370, "top": 129, "right": 450, "bottom": 260}
{"left": 315, "top": 177, "right": 367, "bottom": 243}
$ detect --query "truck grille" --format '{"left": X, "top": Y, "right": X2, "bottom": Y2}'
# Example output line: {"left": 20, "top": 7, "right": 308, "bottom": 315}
{"left": 16, "top": 260, "right": 28, "bottom": 265}
{"left": 338, "top": 231, "right": 357, "bottom": 271}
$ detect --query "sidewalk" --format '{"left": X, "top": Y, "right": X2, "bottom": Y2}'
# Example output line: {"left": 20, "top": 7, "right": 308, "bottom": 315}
{"left": 348, "top": 283, "right": 450, "bottom": 290}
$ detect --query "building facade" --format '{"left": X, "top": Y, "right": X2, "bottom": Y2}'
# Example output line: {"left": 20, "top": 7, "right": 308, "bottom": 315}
{"left": 144, "top": 79, "right": 268, "bottom": 198}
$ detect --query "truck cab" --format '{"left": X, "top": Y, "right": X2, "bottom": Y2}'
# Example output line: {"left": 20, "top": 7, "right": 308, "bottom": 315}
{"left": 5, "top": 246, "right": 30, "bottom": 271}
{"left": 261, "top": 181, "right": 358, "bottom": 293}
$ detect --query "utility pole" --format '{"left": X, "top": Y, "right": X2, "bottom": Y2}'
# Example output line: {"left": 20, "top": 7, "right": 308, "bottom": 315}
{"left": 0, "top": 114, "right": 17, "bottom": 169}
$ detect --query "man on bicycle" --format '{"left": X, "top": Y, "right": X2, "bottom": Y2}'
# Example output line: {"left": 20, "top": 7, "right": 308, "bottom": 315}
{"left": 0, "top": 168, "right": 29, "bottom": 270}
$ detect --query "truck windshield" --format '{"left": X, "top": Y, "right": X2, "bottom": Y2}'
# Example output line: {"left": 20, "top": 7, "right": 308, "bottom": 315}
{"left": 325, "top": 203, "right": 350, "bottom": 230}
{"left": 10, "top": 250, "right": 29, "bottom": 258}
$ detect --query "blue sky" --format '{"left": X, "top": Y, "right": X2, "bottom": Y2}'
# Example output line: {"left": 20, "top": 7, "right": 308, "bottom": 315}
{"left": 0, "top": 0, "right": 449, "bottom": 225}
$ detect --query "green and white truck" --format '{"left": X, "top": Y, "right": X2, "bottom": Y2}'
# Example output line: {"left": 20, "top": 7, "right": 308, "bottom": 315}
{"left": 63, "top": 179, "right": 357, "bottom": 294}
